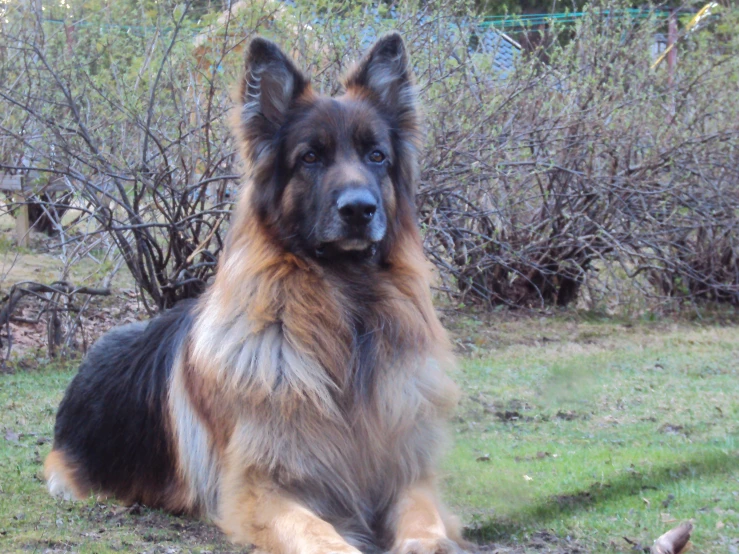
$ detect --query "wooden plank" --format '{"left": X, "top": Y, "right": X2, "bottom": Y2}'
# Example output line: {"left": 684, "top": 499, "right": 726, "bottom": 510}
{"left": 28, "top": 180, "right": 68, "bottom": 193}
{"left": 0, "top": 173, "right": 67, "bottom": 193}
{"left": 23, "top": 171, "right": 68, "bottom": 193}
{"left": 0, "top": 174, "right": 23, "bottom": 192}
{"left": 0, "top": 175, "right": 30, "bottom": 246}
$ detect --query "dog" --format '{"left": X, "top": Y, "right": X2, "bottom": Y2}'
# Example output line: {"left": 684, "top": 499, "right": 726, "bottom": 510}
{"left": 45, "top": 33, "right": 463, "bottom": 554}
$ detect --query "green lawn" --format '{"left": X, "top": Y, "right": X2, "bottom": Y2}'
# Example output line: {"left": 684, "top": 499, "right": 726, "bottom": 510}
{"left": 1, "top": 318, "right": 738, "bottom": 553}
{"left": 442, "top": 316, "right": 739, "bottom": 552}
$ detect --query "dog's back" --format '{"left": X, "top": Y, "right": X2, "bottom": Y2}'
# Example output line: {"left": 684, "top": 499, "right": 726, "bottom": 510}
{"left": 45, "top": 300, "right": 196, "bottom": 510}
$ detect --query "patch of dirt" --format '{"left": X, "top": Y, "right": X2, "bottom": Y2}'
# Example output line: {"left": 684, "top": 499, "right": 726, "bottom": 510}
{"left": 493, "top": 410, "right": 531, "bottom": 423}
{"left": 555, "top": 410, "right": 589, "bottom": 422}
{"left": 37, "top": 502, "right": 589, "bottom": 554}
{"left": 80, "top": 503, "right": 249, "bottom": 553}
{"left": 658, "top": 423, "right": 688, "bottom": 436}
{"left": 514, "top": 451, "right": 556, "bottom": 463}
{"left": 470, "top": 395, "right": 536, "bottom": 423}
{"left": 553, "top": 491, "right": 595, "bottom": 510}
{"left": 474, "top": 530, "right": 588, "bottom": 553}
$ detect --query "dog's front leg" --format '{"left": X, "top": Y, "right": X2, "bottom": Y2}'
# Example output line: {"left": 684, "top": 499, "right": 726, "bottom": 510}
{"left": 218, "top": 469, "right": 361, "bottom": 554}
{"left": 391, "top": 479, "right": 466, "bottom": 554}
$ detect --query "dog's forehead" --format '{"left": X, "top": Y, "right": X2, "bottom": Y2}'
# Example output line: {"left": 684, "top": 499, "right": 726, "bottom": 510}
{"left": 288, "top": 97, "right": 391, "bottom": 148}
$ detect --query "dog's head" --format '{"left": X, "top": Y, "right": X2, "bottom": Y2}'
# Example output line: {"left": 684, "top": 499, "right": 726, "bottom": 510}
{"left": 233, "top": 34, "right": 421, "bottom": 263}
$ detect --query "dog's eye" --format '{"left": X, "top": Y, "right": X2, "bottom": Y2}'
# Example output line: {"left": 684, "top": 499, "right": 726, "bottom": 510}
{"left": 369, "top": 150, "right": 385, "bottom": 163}
{"left": 302, "top": 151, "right": 318, "bottom": 164}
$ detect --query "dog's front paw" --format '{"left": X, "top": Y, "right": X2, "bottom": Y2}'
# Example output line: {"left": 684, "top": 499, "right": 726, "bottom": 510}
{"left": 394, "top": 537, "right": 464, "bottom": 554}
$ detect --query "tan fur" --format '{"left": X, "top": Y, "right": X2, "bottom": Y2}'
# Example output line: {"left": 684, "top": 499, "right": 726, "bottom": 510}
{"left": 175, "top": 202, "right": 461, "bottom": 550}
{"left": 218, "top": 453, "right": 362, "bottom": 554}
{"left": 392, "top": 479, "right": 467, "bottom": 554}
{"left": 167, "top": 35, "right": 464, "bottom": 553}
{"left": 44, "top": 449, "right": 87, "bottom": 501}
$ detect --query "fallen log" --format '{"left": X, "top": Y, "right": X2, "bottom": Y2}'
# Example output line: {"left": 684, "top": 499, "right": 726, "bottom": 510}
{"left": 0, "top": 281, "right": 111, "bottom": 327}
{"left": 0, "top": 280, "right": 111, "bottom": 357}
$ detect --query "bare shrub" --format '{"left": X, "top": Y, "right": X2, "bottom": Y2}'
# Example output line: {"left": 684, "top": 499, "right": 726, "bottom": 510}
{"left": 418, "top": 3, "right": 739, "bottom": 309}
{"left": 1, "top": 0, "right": 738, "bottom": 329}
{"left": 0, "top": 0, "right": 256, "bottom": 311}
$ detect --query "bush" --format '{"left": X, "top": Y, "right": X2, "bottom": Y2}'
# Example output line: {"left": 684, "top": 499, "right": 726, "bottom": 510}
{"left": 417, "top": 2, "right": 739, "bottom": 309}
{"left": 1, "top": 0, "right": 738, "bottom": 313}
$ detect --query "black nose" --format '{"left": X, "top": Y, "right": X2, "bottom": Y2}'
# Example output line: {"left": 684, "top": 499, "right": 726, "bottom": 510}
{"left": 337, "top": 188, "right": 377, "bottom": 226}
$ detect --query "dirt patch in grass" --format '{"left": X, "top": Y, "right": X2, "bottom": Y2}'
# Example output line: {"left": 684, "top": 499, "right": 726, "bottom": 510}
{"left": 0, "top": 287, "right": 144, "bottom": 362}
{"left": 85, "top": 504, "right": 230, "bottom": 548}
{"left": 11, "top": 500, "right": 590, "bottom": 554}
{"left": 475, "top": 530, "right": 588, "bottom": 553}
{"left": 9, "top": 501, "right": 248, "bottom": 554}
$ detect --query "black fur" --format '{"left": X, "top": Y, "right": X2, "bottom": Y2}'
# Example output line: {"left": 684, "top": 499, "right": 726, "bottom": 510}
{"left": 52, "top": 300, "right": 196, "bottom": 504}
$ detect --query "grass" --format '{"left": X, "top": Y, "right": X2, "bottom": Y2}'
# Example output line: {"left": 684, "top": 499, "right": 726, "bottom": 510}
{"left": 0, "top": 361, "right": 241, "bottom": 554}
{"left": 443, "top": 316, "right": 739, "bottom": 552}
{"left": 1, "top": 317, "right": 738, "bottom": 553}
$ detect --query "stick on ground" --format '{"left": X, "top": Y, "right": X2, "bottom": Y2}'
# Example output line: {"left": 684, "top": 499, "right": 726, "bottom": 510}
{"left": 651, "top": 522, "right": 693, "bottom": 554}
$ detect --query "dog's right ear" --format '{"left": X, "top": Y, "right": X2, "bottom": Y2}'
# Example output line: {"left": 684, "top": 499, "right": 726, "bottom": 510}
{"left": 237, "top": 38, "right": 308, "bottom": 162}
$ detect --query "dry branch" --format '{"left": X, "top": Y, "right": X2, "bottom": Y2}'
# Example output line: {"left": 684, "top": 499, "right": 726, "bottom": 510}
{"left": 0, "top": 281, "right": 111, "bottom": 326}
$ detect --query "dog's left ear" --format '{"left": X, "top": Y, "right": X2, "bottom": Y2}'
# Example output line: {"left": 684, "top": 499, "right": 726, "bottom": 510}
{"left": 344, "top": 33, "right": 419, "bottom": 138}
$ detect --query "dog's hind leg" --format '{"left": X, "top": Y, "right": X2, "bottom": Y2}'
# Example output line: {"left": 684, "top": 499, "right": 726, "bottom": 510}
{"left": 44, "top": 449, "right": 88, "bottom": 501}
{"left": 390, "top": 479, "right": 467, "bottom": 554}
{"left": 218, "top": 467, "right": 361, "bottom": 554}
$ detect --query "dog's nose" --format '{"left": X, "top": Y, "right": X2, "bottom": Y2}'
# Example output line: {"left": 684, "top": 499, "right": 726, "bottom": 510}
{"left": 337, "top": 188, "right": 377, "bottom": 226}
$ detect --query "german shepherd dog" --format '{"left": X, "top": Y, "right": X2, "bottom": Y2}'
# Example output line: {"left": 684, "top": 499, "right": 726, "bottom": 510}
{"left": 45, "top": 34, "right": 463, "bottom": 554}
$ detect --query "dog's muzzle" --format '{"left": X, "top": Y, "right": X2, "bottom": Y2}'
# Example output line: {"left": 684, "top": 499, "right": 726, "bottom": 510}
{"left": 315, "top": 186, "right": 386, "bottom": 257}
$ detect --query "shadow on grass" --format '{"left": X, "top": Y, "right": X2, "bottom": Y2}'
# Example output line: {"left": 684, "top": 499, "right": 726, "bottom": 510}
{"left": 466, "top": 449, "right": 737, "bottom": 542}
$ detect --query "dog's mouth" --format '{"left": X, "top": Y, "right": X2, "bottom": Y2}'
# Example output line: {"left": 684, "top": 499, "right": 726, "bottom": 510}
{"left": 335, "top": 238, "right": 374, "bottom": 252}
{"left": 315, "top": 240, "right": 377, "bottom": 260}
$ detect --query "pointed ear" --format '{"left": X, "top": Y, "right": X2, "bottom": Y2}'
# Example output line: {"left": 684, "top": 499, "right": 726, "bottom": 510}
{"left": 236, "top": 38, "right": 308, "bottom": 161}
{"left": 344, "top": 33, "right": 422, "bottom": 198}
{"left": 343, "top": 33, "right": 419, "bottom": 138}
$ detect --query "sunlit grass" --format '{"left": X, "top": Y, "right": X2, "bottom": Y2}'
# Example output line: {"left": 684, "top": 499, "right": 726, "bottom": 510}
{"left": 443, "top": 323, "right": 739, "bottom": 552}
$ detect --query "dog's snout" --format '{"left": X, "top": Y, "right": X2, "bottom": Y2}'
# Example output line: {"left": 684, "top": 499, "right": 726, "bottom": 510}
{"left": 337, "top": 188, "right": 377, "bottom": 226}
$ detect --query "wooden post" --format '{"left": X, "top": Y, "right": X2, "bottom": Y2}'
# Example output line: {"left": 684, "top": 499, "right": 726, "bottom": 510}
{"left": 0, "top": 174, "right": 29, "bottom": 247}
{"left": 14, "top": 192, "right": 30, "bottom": 248}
